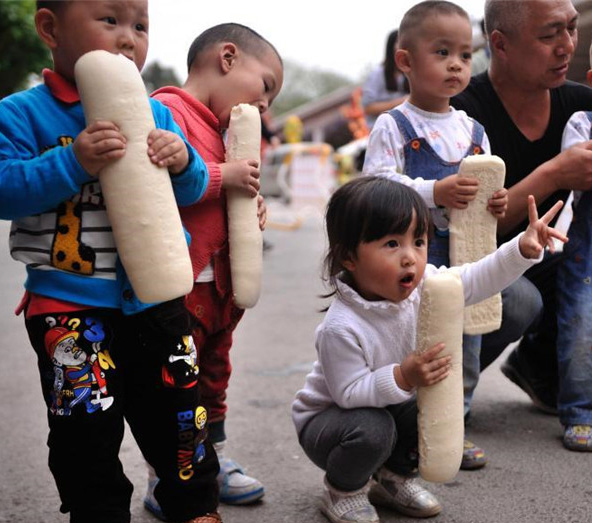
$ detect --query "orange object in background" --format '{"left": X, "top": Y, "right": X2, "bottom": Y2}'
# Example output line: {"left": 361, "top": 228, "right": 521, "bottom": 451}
{"left": 340, "top": 87, "right": 369, "bottom": 140}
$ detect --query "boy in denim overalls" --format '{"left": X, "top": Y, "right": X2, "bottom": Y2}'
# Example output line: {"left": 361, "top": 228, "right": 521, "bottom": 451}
{"left": 555, "top": 41, "right": 592, "bottom": 453}
{"left": 364, "top": 0, "right": 508, "bottom": 470}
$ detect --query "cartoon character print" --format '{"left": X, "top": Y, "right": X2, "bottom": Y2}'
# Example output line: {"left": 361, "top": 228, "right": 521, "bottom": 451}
{"left": 162, "top": 335, "right": 199, "bottom": 389}
{"left": 44, "top": 316, "right": 115, "bottom": 416}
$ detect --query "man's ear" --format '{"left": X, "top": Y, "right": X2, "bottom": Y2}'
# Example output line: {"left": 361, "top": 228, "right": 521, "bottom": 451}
{"left": 35, "top": 8, "right": 59, "bottom": 49}
{"left": 489, "top": 30, "right": 506, "bottom": 59}
{"left": 586, "top": 68, "right": 592, "bottom": 87}
{"left": 395, "top": 48, "right": 411, "bottom": 73}
{"left": 219, "top": 42, "right": 238, "bottom": 74}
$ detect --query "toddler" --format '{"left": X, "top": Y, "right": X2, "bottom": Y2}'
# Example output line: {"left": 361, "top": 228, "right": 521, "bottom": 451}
{"left": 363, "top": 0, "right": 508, "bottom": 469}
{"left": 0, "top": 1, "right": 220, "bottom": 521}
{"left": 148, "top": 22, "right": 283, "bottom": 510}
{"left": 555, "top": 40, "right": 592, "bottom": 452}
{"left": 292, "top": 176, "right": 565, "bottom": 523}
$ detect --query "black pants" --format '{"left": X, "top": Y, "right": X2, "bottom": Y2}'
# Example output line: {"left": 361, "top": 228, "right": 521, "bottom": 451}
{"left": 25, "top": 299, "right": 219, "bottom": 523}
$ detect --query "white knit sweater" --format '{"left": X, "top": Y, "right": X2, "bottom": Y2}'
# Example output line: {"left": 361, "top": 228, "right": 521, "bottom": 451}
{"left": 292, "top": 234, "right": 540, "bottom": 435}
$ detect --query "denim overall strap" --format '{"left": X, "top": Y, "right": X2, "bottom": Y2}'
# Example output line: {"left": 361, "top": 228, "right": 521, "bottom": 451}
{"left": 555, "top": 110, "right": 592, "bottom": 425}
{"left": 390, "top": 110, "right": 461, "bottom": 266}
{"left": 469, "top": 120, "right": 485, "bottom": 155}
{"left": 390, "top": 108, "right": 419, "bottom": 142}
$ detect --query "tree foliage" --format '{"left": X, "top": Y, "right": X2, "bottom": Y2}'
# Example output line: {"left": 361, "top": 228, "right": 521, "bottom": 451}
{"left": 272, "top": 59, "right": 354, "bottom": 116}
{"left": 142, "top": 61, "right": 182, "bottom": 93}
{"left": 0, "top": 0, "right": 51, "bottom": 98}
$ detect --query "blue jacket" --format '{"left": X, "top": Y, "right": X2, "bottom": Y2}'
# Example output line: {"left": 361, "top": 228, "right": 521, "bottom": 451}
{"left": 0, "top": 71, "right": 208, "bottom": 314}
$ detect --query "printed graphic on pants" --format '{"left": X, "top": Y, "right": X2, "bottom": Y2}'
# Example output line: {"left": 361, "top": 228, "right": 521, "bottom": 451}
{"left": 43, "top": 315, "right": 115, "bottom": 416}
{"left": 162, "top": 335, "right": 199, "bottom": 389}
{"left": 177, "top": 407, "right": 208, "bottom": 480}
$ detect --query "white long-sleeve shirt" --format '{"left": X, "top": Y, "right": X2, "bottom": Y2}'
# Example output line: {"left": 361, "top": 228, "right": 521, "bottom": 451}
{"left": 561, "top": 110, "right": 592, "bottom": 208}
{"left": 292, "top": 234, "right": 539, "bottom": 435}
{"left": 363, "top": 101, "right": 491, "bottom": 209}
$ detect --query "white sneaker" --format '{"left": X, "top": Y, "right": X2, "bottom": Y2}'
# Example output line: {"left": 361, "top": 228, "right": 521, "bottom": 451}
{"left": 214, "top": 441, "right": 264, "bottom": 505}
{"left": 368, "top": 468, "right": 441, "bottom": 518}
{"left": 321, "top": 476, "right": 379, "bottom": 523}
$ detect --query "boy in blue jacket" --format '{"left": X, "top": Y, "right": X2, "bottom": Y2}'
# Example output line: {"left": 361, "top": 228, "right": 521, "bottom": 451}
{"left": 0, "top": 1, "right": 220, "bottom": 522}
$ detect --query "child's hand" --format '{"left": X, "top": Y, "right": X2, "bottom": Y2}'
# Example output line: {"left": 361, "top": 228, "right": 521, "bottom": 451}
{"left": 395, "top": 343, "right": 451, "bottom": 391}
{"left": 434, "top": 175, "right": 479, "bottom": 209}
{"left": 147, "top": 129, "right": 189, "bottom": 175}
{"left": 488, "top": 187, "right": 508, "bottom": 218}
{"left": 221, "top": 159, "right": 260, "bottom": 197}
{"left": 519, "top": 195, "right": 568, "bottom": 258}
{"left": 73, "top": 121, "right": 126, "bottom": 176}
{"left": 257, "top": 194, "right": 267, "bottom": 230}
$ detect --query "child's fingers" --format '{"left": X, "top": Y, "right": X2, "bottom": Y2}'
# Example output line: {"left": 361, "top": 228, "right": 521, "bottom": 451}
{"left": 427, "top": 363, "right": 451, "bottom": 384}
{"left": 527, "top": 195, "right": 539, "bottom": 224}
{"left": 150, "top": 142, "right": 180, "bottom": 164}
{"left": 426, "top": 355, "right": 451, "bottom": 372}
{"left": 546, "top": 226, "right": 568, "bottom": 245}
{"left": 94, "top": 138, "right": 126, "bottom": 155}
{"left": 147, "top": 132, "right": 173, "bottom": 154}
{"left": 457, "top": 177, "right": 479, "bottom": 187}
{"left": 539, "top": 199, "right": 564, "bottom": 225}
{"left": 456, "top": 184, "right": 479, "bottom": 196}
{"left": 421, "top": 343, "right": 446, "bottom": 363}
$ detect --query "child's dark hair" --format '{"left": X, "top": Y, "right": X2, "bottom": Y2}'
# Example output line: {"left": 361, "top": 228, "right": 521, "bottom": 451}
{"left": 399, "top": 1, "right": 470, "bottom": 49}
{"left": 323, "top": 176, "right": 431, "bottom": 298}
{"left": 383, "top": 29, "right": 409, "bottom": 94}
{"left": 186, "top": 22, "right": 282, "bottom": 73}
{"left": 36, "top": 0, "right": 67, "bottom": 12}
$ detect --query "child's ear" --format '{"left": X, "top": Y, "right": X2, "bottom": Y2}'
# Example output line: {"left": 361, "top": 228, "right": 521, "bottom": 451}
{"left": 35, "top": 8, "right": 59, "bottom": 49}
{"left": 342, "top": 255, "right": 357, "bottom": 272}
{"left": 219, "top": 42, "right": 238, "bottom": 73}
{"left": 395, "top": 48, "right": 411, "bottom": 73}
{"left": 587, "top": 69, "right": 592, "bottom": 87}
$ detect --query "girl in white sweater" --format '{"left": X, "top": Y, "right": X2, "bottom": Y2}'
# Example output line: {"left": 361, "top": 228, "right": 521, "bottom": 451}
{"left": 292, "top": 177, "right": 566, "bottom": 523}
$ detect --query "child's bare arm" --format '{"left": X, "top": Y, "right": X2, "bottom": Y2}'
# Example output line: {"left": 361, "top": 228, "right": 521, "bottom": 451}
{"left": 73, "top": 121, "right": 126, "bottom": 176}
{"left": 220, "top": 159, "right": 260, "bottom": 197}
{"left": 518, "top": 195, "right": 568, "bottom": 258}
{"left": 147, "top": 129, "right": 189, "bottom": 175}
{"left": 434, "top": 174, "right": 479, "bottom": 209}
{"left": 394, "top": 343, "right": 451, "bottom": 391}
{"left": 488, "top": 187, "right": 508, "bottom": 218}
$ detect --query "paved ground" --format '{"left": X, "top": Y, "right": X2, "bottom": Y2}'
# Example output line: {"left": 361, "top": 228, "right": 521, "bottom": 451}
{"left": 0, "top": 207, "right": 590, "bottom": 523}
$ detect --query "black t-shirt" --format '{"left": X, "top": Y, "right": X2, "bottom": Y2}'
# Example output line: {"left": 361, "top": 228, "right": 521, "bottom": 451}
{"left": 452, "top": 72, "right": 592, "bottom": 242}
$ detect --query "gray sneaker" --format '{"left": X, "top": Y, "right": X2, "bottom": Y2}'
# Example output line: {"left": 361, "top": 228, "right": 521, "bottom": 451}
{"left": 368, "top": 468, "right": 441, "bottom": 518}
{"left": 321, "top": 477, "right": 379, "bottom": 523}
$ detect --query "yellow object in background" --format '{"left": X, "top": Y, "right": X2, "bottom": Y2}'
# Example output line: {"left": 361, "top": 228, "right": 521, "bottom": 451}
{"left": 284, "top": 115, "right": 303, "bottom": 143}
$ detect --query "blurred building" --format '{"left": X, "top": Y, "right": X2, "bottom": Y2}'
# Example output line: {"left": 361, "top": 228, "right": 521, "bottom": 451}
{"left": 271, "top": 0, "right": 592, "bottom": 150}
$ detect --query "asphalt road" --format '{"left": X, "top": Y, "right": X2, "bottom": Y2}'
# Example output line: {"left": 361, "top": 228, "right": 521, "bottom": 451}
{"left": 0, "top": 208, "right": 590, "bottom": 523}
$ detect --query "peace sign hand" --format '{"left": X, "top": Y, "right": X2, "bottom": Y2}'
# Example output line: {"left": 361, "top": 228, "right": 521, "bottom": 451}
{"left": 518, "top": 195, "right": 568, "bottom": 259}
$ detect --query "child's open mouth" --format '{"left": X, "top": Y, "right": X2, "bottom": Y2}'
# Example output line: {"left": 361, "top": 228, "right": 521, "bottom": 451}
{"left": 400, "top": 274, "right": 414, "bottom": 287}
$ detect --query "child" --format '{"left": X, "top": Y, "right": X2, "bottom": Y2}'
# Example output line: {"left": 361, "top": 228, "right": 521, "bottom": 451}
{"left": 0, "top": 1, "right": 221, "bottom": 522}
{"left": 292, "top": 176, "right": 565, "bottom": 523}
{"left": 147, "top": 23, "right": 283, "bottom": 510}
{"left": 363, "top": 0, "right": 508, "bottom": 470}
{"left": 555, "top": 41, "right": 592, "bottom": 452}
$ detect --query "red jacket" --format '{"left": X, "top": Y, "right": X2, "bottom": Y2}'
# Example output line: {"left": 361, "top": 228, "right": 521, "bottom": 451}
{"left": 152, "top": 87, "right": 229, "bottom": 290}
